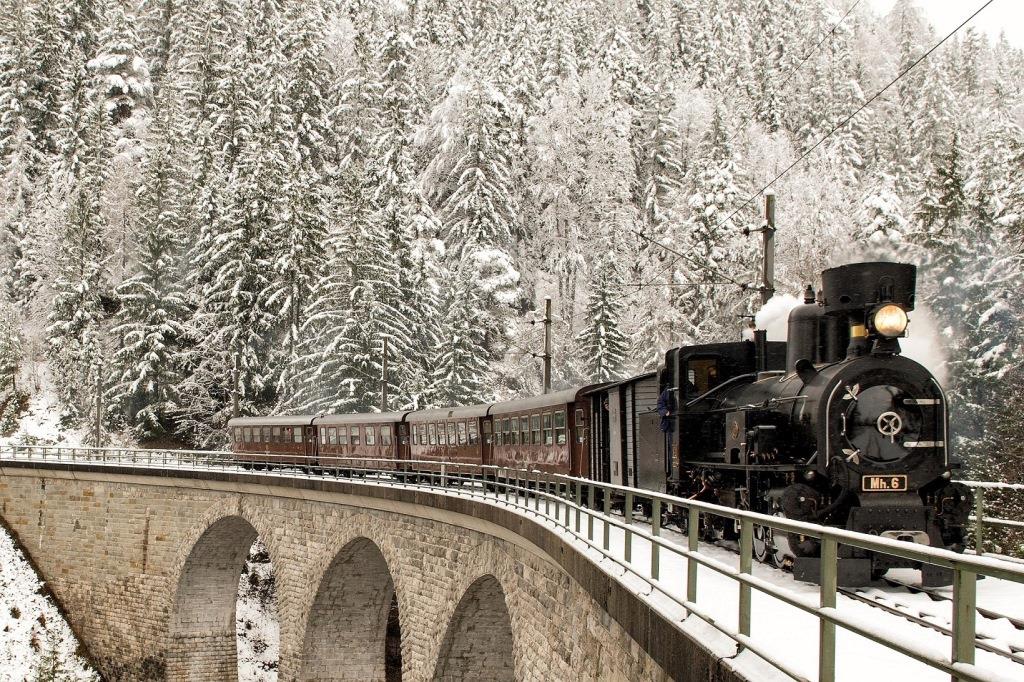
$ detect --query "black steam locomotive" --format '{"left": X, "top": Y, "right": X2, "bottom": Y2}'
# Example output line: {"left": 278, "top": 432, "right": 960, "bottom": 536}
{"left": 652, "top": 261, "right": 971, "bottom": 585}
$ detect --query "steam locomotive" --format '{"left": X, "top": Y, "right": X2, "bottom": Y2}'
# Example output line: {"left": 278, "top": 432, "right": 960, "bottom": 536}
{"left": 652, "top": 261, "right": 971, "bottom": 585}
{"left": 228, "top": 261, "right": 972, "bottom": 586}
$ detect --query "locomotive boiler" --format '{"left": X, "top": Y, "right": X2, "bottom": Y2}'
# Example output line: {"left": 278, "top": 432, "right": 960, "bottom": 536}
{"left": 662, "top": 261, "right": 972, "bottom": 585}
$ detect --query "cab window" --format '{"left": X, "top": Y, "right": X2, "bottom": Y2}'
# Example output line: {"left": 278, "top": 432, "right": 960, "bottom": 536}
{"left": 554, "top": 411, "right": 566, "bottom": 445}
{"left": 381, "top": 425, "right": 393, "bottom": 446}
{"left": 685, "top": 357, "right": 721, "bottom": 399}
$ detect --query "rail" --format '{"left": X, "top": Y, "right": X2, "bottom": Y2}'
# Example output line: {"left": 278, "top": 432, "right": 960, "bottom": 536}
{"left": 2, "top": 444, "right": 1023, "bottom": 682}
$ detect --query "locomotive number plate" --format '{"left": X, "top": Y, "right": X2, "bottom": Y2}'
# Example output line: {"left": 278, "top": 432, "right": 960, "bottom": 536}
{"left": 862, "top": 475, "right": 908, "bottom": 492}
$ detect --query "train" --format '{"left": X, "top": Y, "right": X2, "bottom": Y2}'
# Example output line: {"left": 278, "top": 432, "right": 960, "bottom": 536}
{"left": 228, "top": 261, "right": 973, "bottom": 586}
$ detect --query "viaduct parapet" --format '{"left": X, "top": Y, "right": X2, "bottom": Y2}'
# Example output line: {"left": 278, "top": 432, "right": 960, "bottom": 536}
{"left": 0, "top": 462, "right": 741, "bottom": 681}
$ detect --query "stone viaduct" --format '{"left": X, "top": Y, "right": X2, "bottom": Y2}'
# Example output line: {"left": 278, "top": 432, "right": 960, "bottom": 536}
{"left": 0, "top": 460, "right": 740, "bottom": 681}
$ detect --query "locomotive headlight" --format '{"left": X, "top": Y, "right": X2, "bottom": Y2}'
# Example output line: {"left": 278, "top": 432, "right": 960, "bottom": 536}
{"left": 873, "top": 304, "right": 909, "bottom": 337}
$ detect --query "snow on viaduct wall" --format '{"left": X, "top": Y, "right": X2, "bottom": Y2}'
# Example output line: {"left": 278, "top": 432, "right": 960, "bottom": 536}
{"left": 0, "top": 462, "right": 741, "bottom": 681}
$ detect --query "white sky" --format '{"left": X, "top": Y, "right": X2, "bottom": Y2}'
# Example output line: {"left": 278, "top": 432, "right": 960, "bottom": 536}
{"left": 867, "top": 0, "right": 1024, "bottom": 48}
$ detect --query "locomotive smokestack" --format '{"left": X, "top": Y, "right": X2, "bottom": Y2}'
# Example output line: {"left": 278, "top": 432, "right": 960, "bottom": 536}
{"left": 820, "top": 262, "right": 917, "bottom": 359}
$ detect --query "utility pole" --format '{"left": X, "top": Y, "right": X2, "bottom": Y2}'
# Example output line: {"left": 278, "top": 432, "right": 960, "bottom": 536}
{"left": 761, "top": 192, "right": 776, "bottom": 305}
{"left": 530, "top": 298, "right": 554, "bottom": 393}
{"left": 231, "top": 352, "right": 239, "bottom": 418}
{"left": 542, "top": 297, "right": 552, "bottom": 394}
{"left": 381, "top": 337, "right": 389, "bottom": 412}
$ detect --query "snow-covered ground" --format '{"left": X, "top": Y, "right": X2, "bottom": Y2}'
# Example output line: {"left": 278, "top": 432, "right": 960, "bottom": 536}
{"left": 0, "top": 527, "right": 99, "bottom": 681}
{"left": 0, "top": 362, "right": 85, "bottom": 447}
{"left": 237, "top": 540, "right": 280, "bottom": 681}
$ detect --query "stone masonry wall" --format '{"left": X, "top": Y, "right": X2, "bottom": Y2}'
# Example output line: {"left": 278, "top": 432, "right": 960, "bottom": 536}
{"left": 0, "top": 465, "right": 736, "bottom": 681}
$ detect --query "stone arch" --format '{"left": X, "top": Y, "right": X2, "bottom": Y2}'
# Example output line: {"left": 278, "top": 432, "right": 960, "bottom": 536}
{"left": 299, "top": 536, "right": 400, "bottom": 681}
{"left": 167, "top": 514, "right": 265, "bottom": 681}
{"left": 432, "top": 574, "right": 515, "bottom": 682}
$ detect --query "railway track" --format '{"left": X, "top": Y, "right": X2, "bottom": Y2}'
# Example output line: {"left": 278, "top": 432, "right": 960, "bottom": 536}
{"left": 882, "top": 576, "right": 1024, "bottom": 631}
{"left": 839, "top": 585, "right": 1024, "bottom": 666}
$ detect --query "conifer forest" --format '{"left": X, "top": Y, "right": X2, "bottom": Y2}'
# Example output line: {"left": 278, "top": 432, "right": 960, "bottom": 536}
{"left": 0, "top": 0, "right": 1022, "bottom": 483}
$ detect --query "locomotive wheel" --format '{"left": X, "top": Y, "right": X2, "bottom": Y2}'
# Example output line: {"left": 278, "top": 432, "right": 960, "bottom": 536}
{"left": 753, "top": 524, "right": 773, "bottom": 564}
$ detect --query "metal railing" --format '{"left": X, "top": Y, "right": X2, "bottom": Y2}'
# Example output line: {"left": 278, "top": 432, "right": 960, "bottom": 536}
{"left": 2, "top": 444, "right": 1023, "bottom": 682}
{"left": 957, "top": 481, "right": 1024, "bottom": 558}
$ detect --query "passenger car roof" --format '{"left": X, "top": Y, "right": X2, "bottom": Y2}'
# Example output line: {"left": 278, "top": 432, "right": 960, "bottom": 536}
{"left": 312, "top": 412, "right": 409, "bottom": 425}
{"left": 227, "top": 415, "right": 315, "bottom": 427}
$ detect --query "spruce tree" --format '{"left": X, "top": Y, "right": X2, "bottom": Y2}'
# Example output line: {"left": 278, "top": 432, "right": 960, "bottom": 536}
{"left": 106, "top": 102, "right": 188, "bottom": 440}
{"left": 575, "top": 254, "right": 629, "bottom": 382}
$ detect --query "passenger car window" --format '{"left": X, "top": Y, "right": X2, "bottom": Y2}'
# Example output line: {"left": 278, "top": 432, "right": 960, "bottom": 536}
{"left": 350, "top": 426, "right": 360, "bottom": 446}
{"left": 293, "top": 428, "right": 303, "bottom": 443}
{"left": 554, "top": 410, "right": 566, "bottom": 445}
{"left": 468, "top": 421, "right": 478, "bottom": 445}
{"left": 520, "top": 416, "right": 529, "bottom": 444}
{"left": 542, "top": 413, "right": 553, "bottom": 445}
{"left": 365, "top": 425, "right": 376, "bottom": 445}
{"left": 531, "top": 414, "right": 541, "bottom": 445}
{"left": 272, "top": 426, "right": 281, "bottom": 442}
{"left": 244, "top": 428, "right": 252, "bottom": 443}
{"left": 338, "top": 427, "right": 349, "bottom": 445}
{"left": 447, "top": 422, "right": 457, "bottom": 446}
{"left": 428, "top": 423, "right": 437, "bottom": 445}
{"left": 457, "top": 421, "right": 467, "bottom": 445}
{"left": 381, "top": 425, "right": 393, "bottom": 445}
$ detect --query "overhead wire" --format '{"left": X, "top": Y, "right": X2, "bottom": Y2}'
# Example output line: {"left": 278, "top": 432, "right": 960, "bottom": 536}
{"left": 703, "top": 0, "right": 997, "bottom": 251}
{"left": 620, "top": 0, "right": 866, "bottom": 306}
{"left": 776, "top": 0, "right": 864, "bottom": 95}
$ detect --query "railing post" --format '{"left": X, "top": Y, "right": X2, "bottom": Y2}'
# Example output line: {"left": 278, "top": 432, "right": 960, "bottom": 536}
{"left": 974, "top": 489, "right": 985, "bottom": 556}
{"left": 574, "top": 483, "right": 582, "bottom": 533}
{"left": 687, "top": 506, "right": 699, "bottom": 603}
{"left": 651, "top": 498, "right": 661, "bottom": 581}
{"left": 739, "top": 517, "right": 753, "bottom": 643}
{"left": 534, "top": 471, "right": 540, "bottom": 512}
{"left": 624, "top": 491, "right": 634, "bottom": 564}
{"left": 441, "top": 462, "right": 447, "bottom": 488}
{"left": 819, "top": 535, "right": 838, "bottom": 682}
{"left": 544, "top": 474, "right": 550, "bottom": 516}
{"left": 602, "top": 487, "right": 611, "bottom": 551}
{"left": 952, "top": 566, "right": 977, "bottom": 682}
{"left": 587, "top": 484, "right": 595, "bottom": 541}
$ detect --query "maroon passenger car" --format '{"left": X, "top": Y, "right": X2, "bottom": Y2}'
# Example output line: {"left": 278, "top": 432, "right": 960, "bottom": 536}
{"left": 488, "top": 386, "right": 598, "bottom": 476}
{"left": 228, "top": 415, "right": 316, "bottom": 466}
{"left": 311, "top": 412, "right": 409, "bottom": 470}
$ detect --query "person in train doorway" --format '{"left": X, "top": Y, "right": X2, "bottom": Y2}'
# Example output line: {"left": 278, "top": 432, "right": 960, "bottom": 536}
{"left": 657, "top": 387, "right": 676, "bottom": 433}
